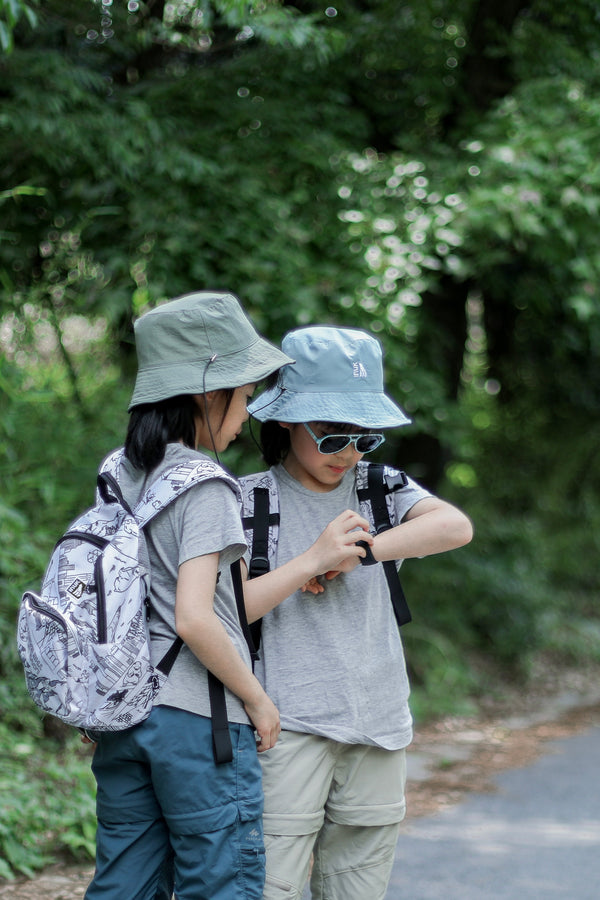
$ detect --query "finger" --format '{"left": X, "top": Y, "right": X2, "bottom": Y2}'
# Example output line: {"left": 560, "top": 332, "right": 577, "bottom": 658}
{"left": 257, "top": 727, "right": 279, "bottom": 752}
{"left": 342, "top": 510, "right": 371, "bottom": 530}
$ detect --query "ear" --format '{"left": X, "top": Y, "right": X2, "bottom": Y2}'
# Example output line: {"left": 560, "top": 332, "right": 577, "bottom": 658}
{"left": 277, "top": 421, "right": 293, "bottom": 431}
{"left": 193, "top": 391, "right": 217, "bottom": 407}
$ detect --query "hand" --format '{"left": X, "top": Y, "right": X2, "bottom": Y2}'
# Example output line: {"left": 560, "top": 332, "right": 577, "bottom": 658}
{"left": 309, "top": 509, "right": 373, "bottom": 576}
{"left": 301, "top": 576, "right": 325, "bottom": 594}
{"left": 244, "top": 692, "right": 281, "bottom": 752}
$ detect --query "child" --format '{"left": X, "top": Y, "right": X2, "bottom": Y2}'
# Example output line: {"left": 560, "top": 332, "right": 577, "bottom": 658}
{"left": 242, "top": 325, "right": 473, "bottom": 900}
{"left": 83, "top": 291, "right": 293, "bottom": 900}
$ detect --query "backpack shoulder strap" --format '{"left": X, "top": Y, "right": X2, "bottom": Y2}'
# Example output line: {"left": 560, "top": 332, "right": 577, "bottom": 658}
{"left": 356, "top": 461, "right": 412, "bottom": 628}
{"left": 98, "top": 449, "right": 242, "bottom": 527}
{"left": 239, "top": 470, "right": 280, "bottom": 651}
{"left": 239, "top": 471, "right": 280, "bottom": 578}
{"left": 134, "top": 458, "right": 241, "bottom": 527}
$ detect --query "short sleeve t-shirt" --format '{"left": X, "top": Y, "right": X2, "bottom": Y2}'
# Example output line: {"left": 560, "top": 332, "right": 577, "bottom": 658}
{"left": 120, "top": 443, "right": 251, "bottom": 726}
{"left": 254, "top": 463, "right": 431, "bottom": 750}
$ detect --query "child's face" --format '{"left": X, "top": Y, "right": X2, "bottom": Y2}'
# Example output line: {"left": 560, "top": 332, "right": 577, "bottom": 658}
{"left": 195, "top": 383, "right": 256, "bottom": 453}
{"left": 281, "top": 421, "right": 366, "bottom": 492}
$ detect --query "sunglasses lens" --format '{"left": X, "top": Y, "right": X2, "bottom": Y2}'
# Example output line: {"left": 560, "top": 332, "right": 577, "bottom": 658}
{"left": 319, "top": 435, "right": 350, "bottom": 454}
{"left": 356, "top": 435, "right": 381, "bottom": 452}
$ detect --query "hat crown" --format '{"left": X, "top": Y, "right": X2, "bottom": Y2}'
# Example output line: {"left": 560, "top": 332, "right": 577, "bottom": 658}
{"left": 278, "top": 327, "right": 384, "bottom": 394}
{"left": 134, "top": 292, "right": 258, "bottom": 367}
{"left": 247, "top": 325, "right": 411, "bottom": 429}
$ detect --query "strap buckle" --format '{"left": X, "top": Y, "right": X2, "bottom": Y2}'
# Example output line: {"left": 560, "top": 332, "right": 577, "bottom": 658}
{"left": 384, "top": 471, "right": 408, "bottom": 492}
{"left": 249, "top": 555, "right": 270, "bottom": 578}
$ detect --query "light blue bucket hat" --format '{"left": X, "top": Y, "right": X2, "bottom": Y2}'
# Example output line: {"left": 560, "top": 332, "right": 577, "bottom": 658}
{"left": 248, "top": 326, "right": 411, "bottom": 429}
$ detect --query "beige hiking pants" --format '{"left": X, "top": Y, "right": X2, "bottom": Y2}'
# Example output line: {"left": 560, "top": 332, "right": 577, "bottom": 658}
{"left": 260, "top": 730, "right": 407, "bottom": 900}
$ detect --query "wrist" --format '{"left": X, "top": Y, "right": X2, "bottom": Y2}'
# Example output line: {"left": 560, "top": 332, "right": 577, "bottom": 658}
{"left": 357, "top": 540, "right": 378, "bottom": 566}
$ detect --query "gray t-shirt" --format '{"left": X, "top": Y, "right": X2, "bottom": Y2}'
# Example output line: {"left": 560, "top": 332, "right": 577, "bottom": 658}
{"left": 120, "top": 443, "right": 251, "bottom": 726}
{"left": 254, "top": 463, "right": 431, "bottom": 750}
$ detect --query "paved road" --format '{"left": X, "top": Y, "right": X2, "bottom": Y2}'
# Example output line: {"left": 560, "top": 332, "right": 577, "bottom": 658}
{"left": 385, "top": 724, "right": 600, "bottom": 899}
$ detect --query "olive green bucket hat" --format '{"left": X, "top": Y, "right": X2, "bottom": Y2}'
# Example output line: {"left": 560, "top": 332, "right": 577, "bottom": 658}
{"left": 129, "top": 291, "right": 294, "bottom": 410}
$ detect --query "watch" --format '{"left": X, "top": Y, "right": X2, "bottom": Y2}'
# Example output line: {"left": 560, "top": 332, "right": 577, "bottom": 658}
{"left": 357, "top": 540, "right": 378, "bottom": 566}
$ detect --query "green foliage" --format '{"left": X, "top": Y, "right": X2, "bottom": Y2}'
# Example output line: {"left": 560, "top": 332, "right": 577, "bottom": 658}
{"left": 0, "top": 343, "right": 125, "bottom": 879}
{"left": 0, "top": 720, "right": 96, "bottom": 879}
{"left": 0, "top": 0, "right": 37, "bottom": 53}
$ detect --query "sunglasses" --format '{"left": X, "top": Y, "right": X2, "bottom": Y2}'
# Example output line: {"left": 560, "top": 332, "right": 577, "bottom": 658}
{"left": 303, "top": 423, "right": 385, "bottom": 455}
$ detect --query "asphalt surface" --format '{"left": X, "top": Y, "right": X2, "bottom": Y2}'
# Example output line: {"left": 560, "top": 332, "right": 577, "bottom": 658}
{"left": 385, "top": 723, "right": 600, "bottom": 899}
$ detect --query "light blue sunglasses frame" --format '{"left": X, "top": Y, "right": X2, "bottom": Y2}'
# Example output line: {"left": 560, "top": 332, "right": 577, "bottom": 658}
{"left": 303, "top": 423, "right": 386, "bottom": 455}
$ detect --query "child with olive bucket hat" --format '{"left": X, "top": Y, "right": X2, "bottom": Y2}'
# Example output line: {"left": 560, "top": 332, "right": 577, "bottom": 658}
{"left": 241, "top": 326, "right": 474, "bottom": 900}
{"left": 83, "top": 291, "right": 299, "bottom": 900}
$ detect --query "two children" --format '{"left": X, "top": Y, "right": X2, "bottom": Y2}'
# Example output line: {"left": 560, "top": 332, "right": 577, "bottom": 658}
{"left": 83, "top": 300, "right": 472, "bottom": 900}
{"left": 242, "top": 326, "right": 473, "bottom": 900}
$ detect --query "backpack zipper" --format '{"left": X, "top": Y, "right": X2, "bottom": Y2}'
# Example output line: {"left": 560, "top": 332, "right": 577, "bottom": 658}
{"left": 28, "top": 594, "right": 68, "bottom": 631}
{"left": 94, "top": 557, "right": 107, "bottom": 644}
{"left": 58, "top": 531, "right": 109, "bottom": 550}
{"left": 56, "top": 532, "right": 109, "bottom": 644}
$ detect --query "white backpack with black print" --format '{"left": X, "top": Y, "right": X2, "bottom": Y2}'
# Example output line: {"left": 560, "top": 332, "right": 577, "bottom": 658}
{"left": 17, "top": 448, "right": 241, "bottom": 736}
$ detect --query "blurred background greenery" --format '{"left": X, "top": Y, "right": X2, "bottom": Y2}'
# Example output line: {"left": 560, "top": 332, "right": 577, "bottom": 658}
{"left": 1, "top": 0, "right": 599, "bottom": 879}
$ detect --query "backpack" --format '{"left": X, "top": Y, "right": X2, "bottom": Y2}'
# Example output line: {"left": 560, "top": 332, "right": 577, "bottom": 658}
{"left": 239, "top": 461, "right": 412, "bottom": 645}
{"left": 17, "top": 448, "right": 251, "bottom": 764}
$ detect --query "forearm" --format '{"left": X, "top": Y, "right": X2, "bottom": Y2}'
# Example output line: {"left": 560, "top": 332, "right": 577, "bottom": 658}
{"left": 372, "top": 499, "right": 473, "bottom": 562}
{"left": 175, "top": 552, "right": 280, "bottom": 748}
{"left": 176, "top": 608, "right": 265, "bottom": 707}
{"left": 243, "top": 548, "right": 324, "bottom": 623}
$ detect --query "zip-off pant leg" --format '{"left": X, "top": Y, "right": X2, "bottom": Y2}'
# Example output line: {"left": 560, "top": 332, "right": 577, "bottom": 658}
{"left": 260, "top": 731, "right": 406, "bottom": 900}
{"left": 85, "top": 706, "right": 264, "bottom": 900}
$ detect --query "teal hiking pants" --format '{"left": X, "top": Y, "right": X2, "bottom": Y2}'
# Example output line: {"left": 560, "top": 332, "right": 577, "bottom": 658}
{"left": 84, "top": 705, "right": 265, "bottom": 900}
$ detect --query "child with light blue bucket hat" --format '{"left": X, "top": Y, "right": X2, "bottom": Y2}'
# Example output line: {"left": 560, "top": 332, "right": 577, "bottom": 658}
{"left": 240, "top": 325, "right": 474, "bottom": 900}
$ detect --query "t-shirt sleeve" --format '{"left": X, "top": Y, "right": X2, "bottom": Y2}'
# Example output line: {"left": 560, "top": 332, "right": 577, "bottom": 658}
{"left": 393, "top": 475, "right": 433, "bottom": 522}
{"left": 176, "top": 478, "right": 248, "bottom": 567}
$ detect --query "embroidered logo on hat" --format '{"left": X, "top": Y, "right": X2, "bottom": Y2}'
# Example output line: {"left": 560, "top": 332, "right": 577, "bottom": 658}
{"left": 353, "top": 361, "right": 368, "bottom": 378}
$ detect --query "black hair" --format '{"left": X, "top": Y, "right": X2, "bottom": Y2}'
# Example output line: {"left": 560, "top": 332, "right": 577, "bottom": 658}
{"left": 125, "top": 390, "right": 234, "bottom": 472}
{"left": 259, "top": 420, "right": 290, "bottom": 466}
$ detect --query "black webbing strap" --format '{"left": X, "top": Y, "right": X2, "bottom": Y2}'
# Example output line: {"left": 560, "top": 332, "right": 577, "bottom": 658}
{"left": 365, "top": 464, "right": 412, "bottom": 628}
{"left": 243, "top": 487, "right": 278, "bottom": 579}
{"left": 202, "top": 559, "right": 260, "bottom": 766}
{"left": 156, "top": 636, "right": 184, "bottom": 676}
{"left": 207, "top": 671, "right": 234, "bottom": 764}
{"left": 230, "top": 558, "right": 259, "bottom": 668}
{"left": 242, "top": 486, "right": 280, "bottom": 649}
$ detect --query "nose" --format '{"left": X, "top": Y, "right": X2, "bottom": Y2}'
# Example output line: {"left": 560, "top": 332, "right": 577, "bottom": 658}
{"left": 333, "top": 444, "right": 362, "bottom": 464}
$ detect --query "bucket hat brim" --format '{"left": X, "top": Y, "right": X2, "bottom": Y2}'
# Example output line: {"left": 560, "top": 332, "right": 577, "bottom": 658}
{"left": 130, "top": 332, "right": 292, "bottom": 408}
{"left": 248, "top": 385, "right": 410, "bottom": 428}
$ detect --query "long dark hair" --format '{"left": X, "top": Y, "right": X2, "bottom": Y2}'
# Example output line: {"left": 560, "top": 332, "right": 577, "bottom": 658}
{"left": 125, "top": 390, "right": 233, "bottom": 472}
